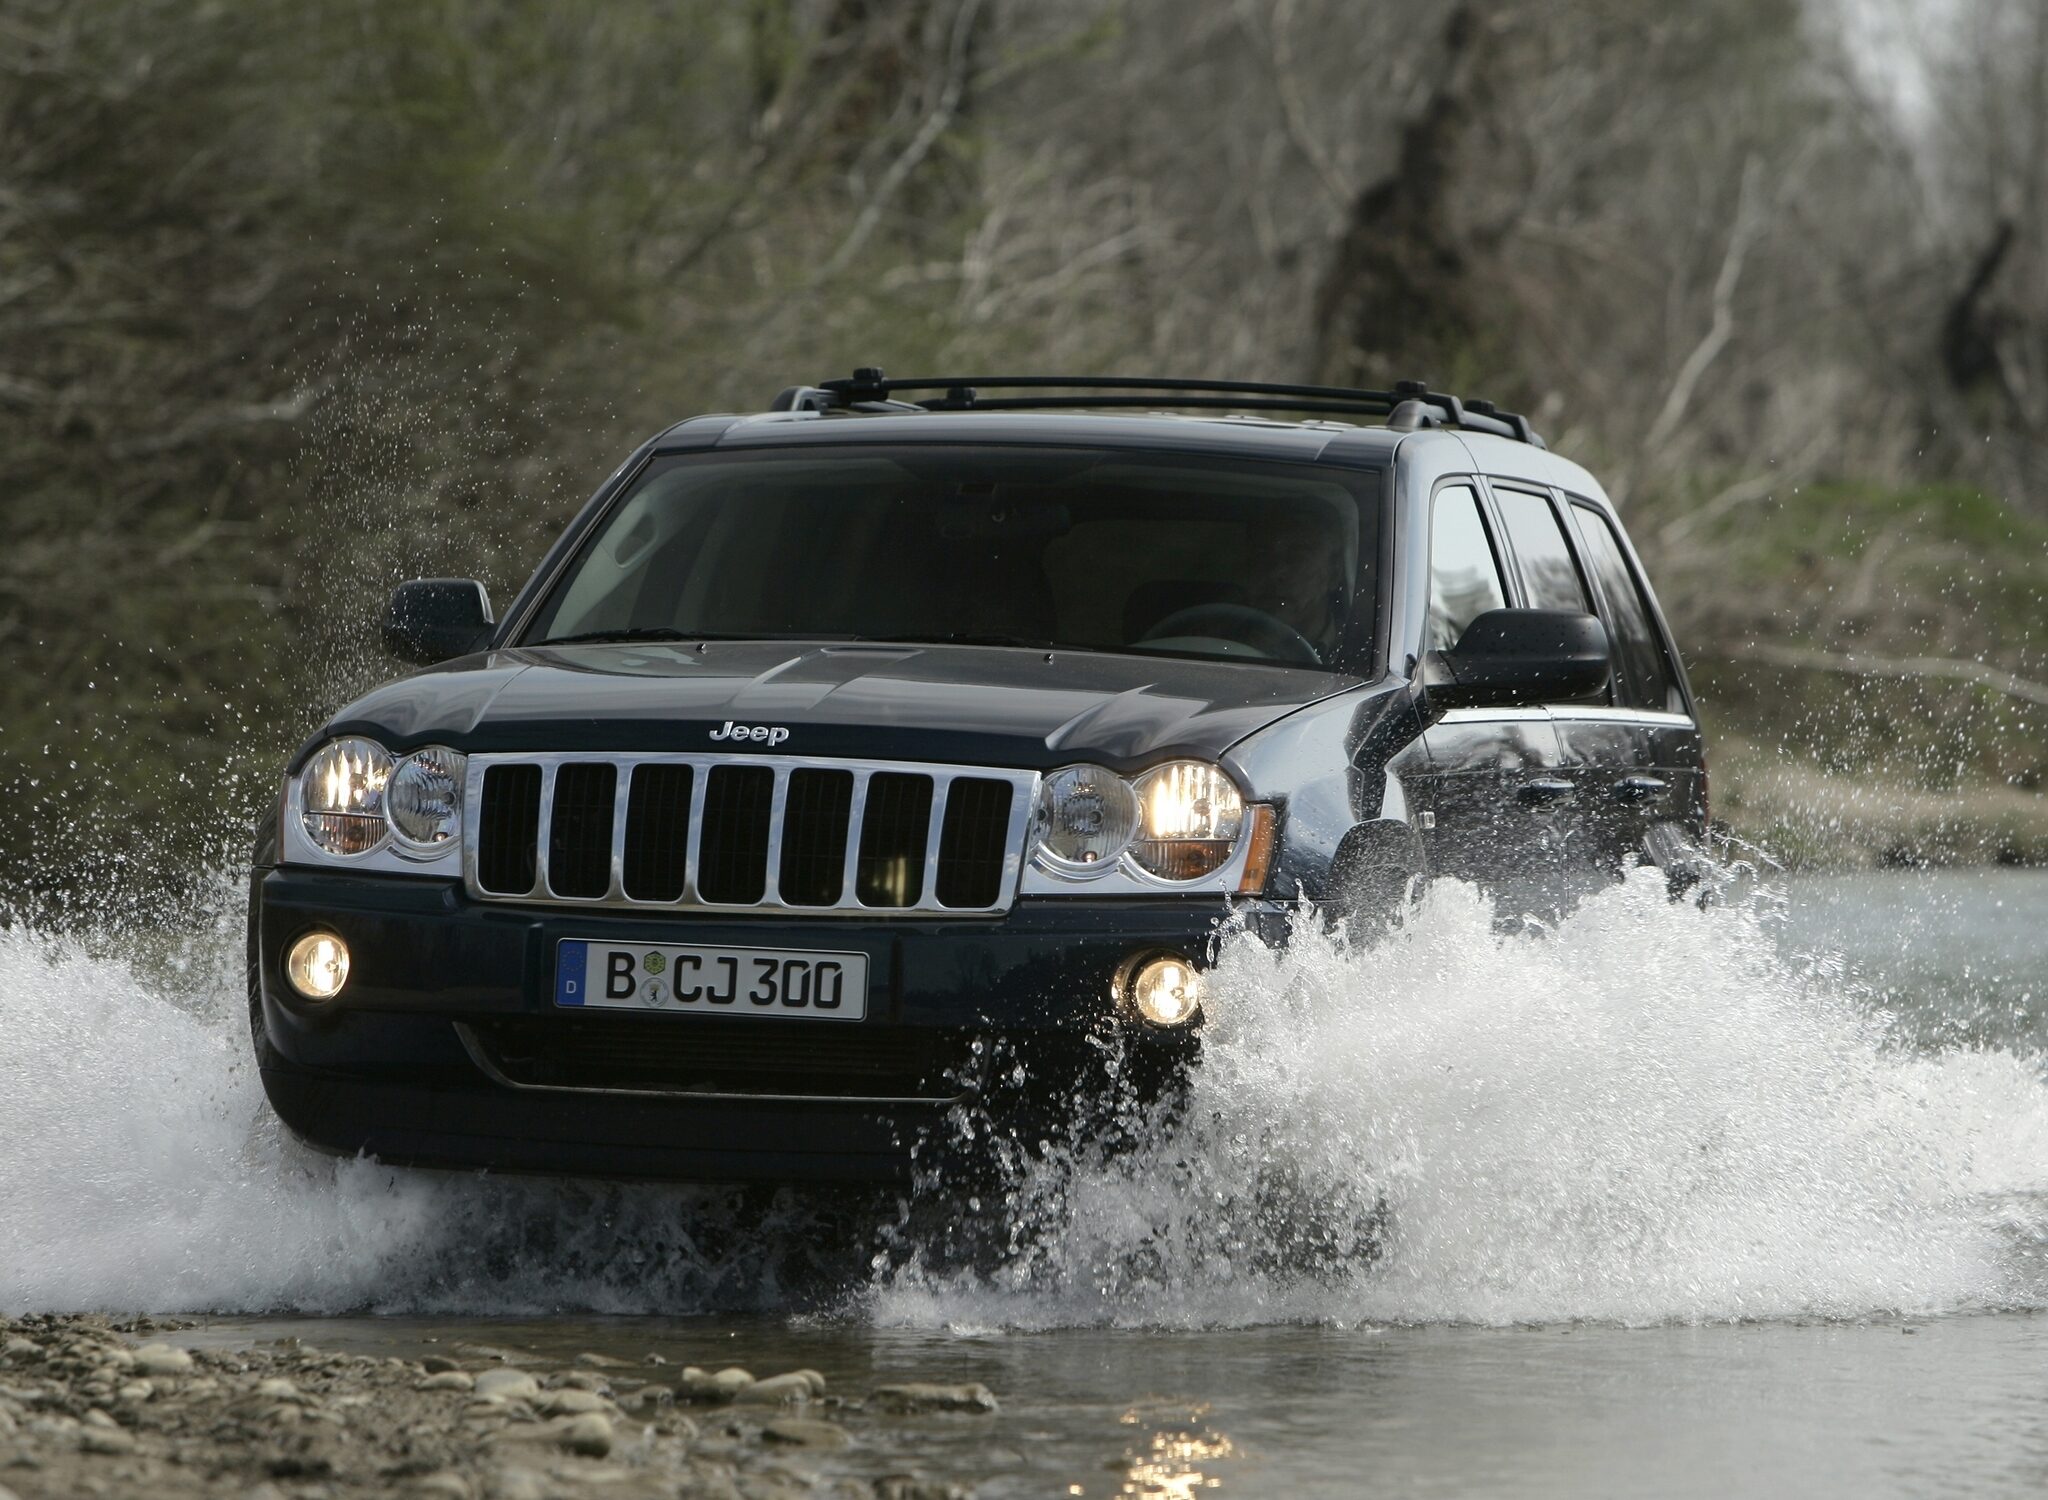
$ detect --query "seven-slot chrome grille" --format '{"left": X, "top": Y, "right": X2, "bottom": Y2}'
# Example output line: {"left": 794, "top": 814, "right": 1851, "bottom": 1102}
{"left": 464, "top": 753, "right": 1038, "bottom": 916}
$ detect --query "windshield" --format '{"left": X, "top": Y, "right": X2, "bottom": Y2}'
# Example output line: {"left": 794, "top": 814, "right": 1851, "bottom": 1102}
{"left": 522, "top": 446, "right": 1381, "bottom": 671}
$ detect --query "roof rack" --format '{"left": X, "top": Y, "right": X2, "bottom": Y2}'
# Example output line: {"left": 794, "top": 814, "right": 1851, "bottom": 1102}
{"left": 768, "top": 368, "right": 1545, "bottom": 447}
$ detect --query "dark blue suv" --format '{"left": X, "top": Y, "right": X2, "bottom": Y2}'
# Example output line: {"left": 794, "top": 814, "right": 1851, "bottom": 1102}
{"left": 249, "top": 373, "right": 1706, "bottom": 1181}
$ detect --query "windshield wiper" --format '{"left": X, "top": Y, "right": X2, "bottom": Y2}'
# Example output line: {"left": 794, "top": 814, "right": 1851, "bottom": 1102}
{"left": 851, "top": 632, "right": 1057, "bottom": 650}
{"left": 530, "top": 627, "right": 700, "bottom": 646}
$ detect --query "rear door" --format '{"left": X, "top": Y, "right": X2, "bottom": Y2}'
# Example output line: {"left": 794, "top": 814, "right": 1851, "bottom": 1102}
{"left": 1556, "top": 498, "right": 1704, "bottom": 877}
{"left": 1415, "top": 480, "right": 1575, "bottom": 913}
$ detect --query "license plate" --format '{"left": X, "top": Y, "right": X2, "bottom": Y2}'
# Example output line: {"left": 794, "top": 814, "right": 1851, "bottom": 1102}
{"left": 554, "top": 940, "right": 868, "bottom": 1020}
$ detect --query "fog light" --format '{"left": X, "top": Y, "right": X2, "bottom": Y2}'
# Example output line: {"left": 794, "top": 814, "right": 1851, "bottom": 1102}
{"left": 285, "top": 932, "right": 350, "bottom": 1001}
{"left": 1127, "top": 954, "right": 1202, "bottom": 1026}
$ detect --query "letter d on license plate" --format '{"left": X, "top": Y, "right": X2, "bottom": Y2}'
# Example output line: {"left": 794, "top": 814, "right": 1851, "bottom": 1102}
{"left": 555, "top": 940, "right": 868, "bottom": 1020}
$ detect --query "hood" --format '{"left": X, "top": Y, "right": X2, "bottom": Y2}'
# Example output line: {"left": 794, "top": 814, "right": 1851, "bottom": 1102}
{"left": 315, "top": 640, "right": 1363, "bottom": 772}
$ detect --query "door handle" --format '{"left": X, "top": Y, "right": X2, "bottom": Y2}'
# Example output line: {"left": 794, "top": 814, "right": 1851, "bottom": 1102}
{"left": 1613, "top": 775, "right": 1669, "bottom": 803}
{"left": 1517, "top": 776, "right": 1577, "bottom": 806}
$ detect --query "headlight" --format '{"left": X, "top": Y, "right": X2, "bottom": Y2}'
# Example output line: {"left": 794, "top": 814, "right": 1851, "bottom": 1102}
{"left": 299, "top": 738, "right": 393, "bottom": 856}
{"left": 386, "top": 746, "right": 466, "bottom": 853}
{"left": 1130, "top": 760, "right": 1245, "bottom": 881}
{"left": 1034, "top": 765, "right": 1137, "bottom": 871}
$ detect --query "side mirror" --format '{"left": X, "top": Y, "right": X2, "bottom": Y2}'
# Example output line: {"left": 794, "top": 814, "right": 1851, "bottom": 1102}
{"left": 383, "top": 579, "right": 495, "bottom": 665}
{"left": 1426, "top": 608, "right": 1610, "bottom": 708}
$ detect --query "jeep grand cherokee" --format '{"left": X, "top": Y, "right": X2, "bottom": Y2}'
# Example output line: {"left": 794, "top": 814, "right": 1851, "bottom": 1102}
{"left": 249, "top": 371, "right": 1706, "bottom": 1181}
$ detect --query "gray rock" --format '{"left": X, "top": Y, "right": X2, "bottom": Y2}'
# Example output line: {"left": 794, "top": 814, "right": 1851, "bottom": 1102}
{"left": 255, "top": 1376, "right": 304, "bottom": 1402}
{"left": 114, "top": 1380, "right": 153, "bottom": 1404}
{"left": 793, "top": 1369, "right": 827, "bottom": 1397}
{"left": 869, "top": 1382, "right": 999, "bottom": 1415}
{"left": 733, "top": 1372, "right": 813, "bottom": 1406}
{"left": 551, "top": 1370, "right": 609, "bottom": 1393}
{"left": 761, "top": 1417, "right": 850, "bottom": 1450}
{"left": 474, "top": 1370, "right": 542, "bottom": 1402}
{"left": 574, "top": 1351, "right": 627, "bottom": 1368}
{"left": 409, "top": 1472, "right": 472, "bottom": 1498}
{"left": 876, "top": 1479, "right": 971, "bottom": 1500}
{"left": 0, "top": 1338, "right": 38, "bottom": 1362}
{"left": 79, "top": 1425, "right": 137, "bottom": 1455}
{"left": 421, "top": 1355, "right": 462, "bottom": 1375}
{"left": 418, "top": 1370, "right": 477, "bottom": 1392}
{"left": 680, "top": 1366, "right": 756, "bottom": 1403}
{"left": 552, "top": 1411, "right": 613, "bottom": 1457}
{"left": 131, "top": 1343, "right": 194, "bottom": 1377}
{"left": 485, "top": 1466, "right": 549, "bottom": 1500}
{"left": 539, "top": 1389, "right": 607, "bottom": 1417}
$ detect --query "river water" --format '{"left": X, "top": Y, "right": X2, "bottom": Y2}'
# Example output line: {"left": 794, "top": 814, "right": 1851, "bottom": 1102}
{"left": 5, "top": 867, "right": 2048, "bottom": 1495}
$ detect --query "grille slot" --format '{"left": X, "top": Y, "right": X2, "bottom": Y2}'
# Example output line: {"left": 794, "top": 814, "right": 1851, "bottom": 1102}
{"left": 464, "top": 754, "right": 1028, "bottom": 915}
{"left": 779, "top": 768, "right": 855, "bottom": 906}
{"left": 622, "top": 763, "right": 693, "bottom": 901}
{"left": 548, "top": 763, "right": 617, "bottom": 898}
{"left": 856, "top": 772, "right": 933, "bottom": 908}
{"left": 477, "top": 764, "right": 542, "bottom": 894}
{"left": 935, "top": 778, "right": 1015, "bottom": 908}
{"left": 469, "top": 1018, "right": 968, "bottom": 1099}
{"left": 696, "top": 764, "right": 775, "bottom": 904}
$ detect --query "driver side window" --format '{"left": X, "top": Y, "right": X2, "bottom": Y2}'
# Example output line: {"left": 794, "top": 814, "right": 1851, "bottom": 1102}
{"left": 1426, "top": 484, "right": 1505, "bottom": 653}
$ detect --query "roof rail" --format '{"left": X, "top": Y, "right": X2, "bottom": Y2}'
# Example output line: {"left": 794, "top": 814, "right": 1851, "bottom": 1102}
{"left": 793, "top": 368, "right": 1545, "bottom": 446}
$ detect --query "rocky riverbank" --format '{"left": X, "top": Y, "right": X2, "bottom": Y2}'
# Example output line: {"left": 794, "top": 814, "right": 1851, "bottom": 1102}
{"left": 0, "top": 1315, "right": 995, "bottom": 1499}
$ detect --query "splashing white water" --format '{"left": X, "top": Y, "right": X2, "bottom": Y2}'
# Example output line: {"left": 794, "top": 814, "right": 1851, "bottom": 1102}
{"left": 872, "top": 870, "right": 2048, "bottom": 1328}
{"left": 3, "top": 869, "right": 2046, "bottom": 1324}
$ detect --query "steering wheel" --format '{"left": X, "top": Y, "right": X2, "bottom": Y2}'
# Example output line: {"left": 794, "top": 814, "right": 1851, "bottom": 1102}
{"left": 1139, "top": 603, "right": 1324, "bottom": 667}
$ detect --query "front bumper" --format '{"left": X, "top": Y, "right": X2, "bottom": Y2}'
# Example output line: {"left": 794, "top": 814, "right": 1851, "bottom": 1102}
{"left": 251, "top": 865, "right": 1289, "bottom": 1182}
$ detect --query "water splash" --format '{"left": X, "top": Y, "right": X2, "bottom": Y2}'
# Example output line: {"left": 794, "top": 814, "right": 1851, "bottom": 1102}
{"left": 872, "top": 870, "right": 2048, "bottom": 1328}
{"left": 3, "top": 869, "right": 2046, "bottom": 1325}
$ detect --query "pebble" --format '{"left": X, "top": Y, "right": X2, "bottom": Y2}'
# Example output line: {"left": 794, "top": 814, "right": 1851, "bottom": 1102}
{"left": 539, "top": 1389, "right": 608, "bottom": 1417}
{"left": 115, "top": 1381, "right": 154, "bottom": 1404}
{"left": 419, "top": 1371, "right": 477, "bottom": 1392}
{"left": 81, "top": 1409, "right": 117, "bottom": 1429}
{"left": 681, "top": 1366, "right": 756, "bottom": 1403}
{"left": 473, "top": 1370, "right": 542, "bottom": 1402}
{"left": 1, "top": 1338, "right": 38, "bottom": 1362}
{"left": 734, "top": 1373, "right": 814, "bottom": 1406}
{"left": 78, "top": 1426, "right": 136, "bottom": 1456}
{"left": 254, "top": 1377, "right": 303, "bottom": 1402}
{"left": 552, "top": 1411, "right": 613, "bottom": 1458}
{"left": 870, "top": 1382, "right": 1000, "bottom": 1415}
{"left": 551, "top": 1371, "right": 610, "bottom": 1393}
{"left": 421, "top": 1355, "right": 462, "bottom": 1374}
{"left": 485, "top": 1467, "right": 549, "bottom": 1500}
{"left": 761, "top": 1417, "right": 850, "bottom": 1450}
{"left": 574, "top": 1351, "right": 627, "bottom": 1368}
{"left": 132, "top": 1344, "right": 194, "bottom": 1377}
{"left": 409, "top": 1472, "right": 472, "bottom": 1498}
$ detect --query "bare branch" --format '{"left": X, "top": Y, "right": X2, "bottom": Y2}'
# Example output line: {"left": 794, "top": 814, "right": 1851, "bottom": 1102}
{"left": 1739, "top": 641, "right": 2048, "bottom": 709}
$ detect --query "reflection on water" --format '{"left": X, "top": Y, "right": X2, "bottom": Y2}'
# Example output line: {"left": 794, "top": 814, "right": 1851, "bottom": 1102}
{"left": 1107, "top": 1411, "right": 1238, "bottom": 1499}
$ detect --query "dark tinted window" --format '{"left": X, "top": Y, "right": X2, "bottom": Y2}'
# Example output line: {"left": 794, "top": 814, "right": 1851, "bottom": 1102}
{"left": 1573, "top": 504, "right": 1686, "bottom": 713}
{"left": 1426, "top": 484, "right": 1505, "bottom": 653}
{"left": 523, "top": 447, "right": 1377, "bottom": 672}
{"left": 1494, "top": 486, "right": 1589, "bottom": 612}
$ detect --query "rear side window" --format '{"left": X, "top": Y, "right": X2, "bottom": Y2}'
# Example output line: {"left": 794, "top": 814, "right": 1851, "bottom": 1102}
{"left": 1492, "top": 486, "right": 1590, "bottom": 612}
{"left": 1426, "top": 484, "right": 1505, "bottom": 653}
{"left": 1572, "top": 505, "right": 1686, "bottom": 713}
